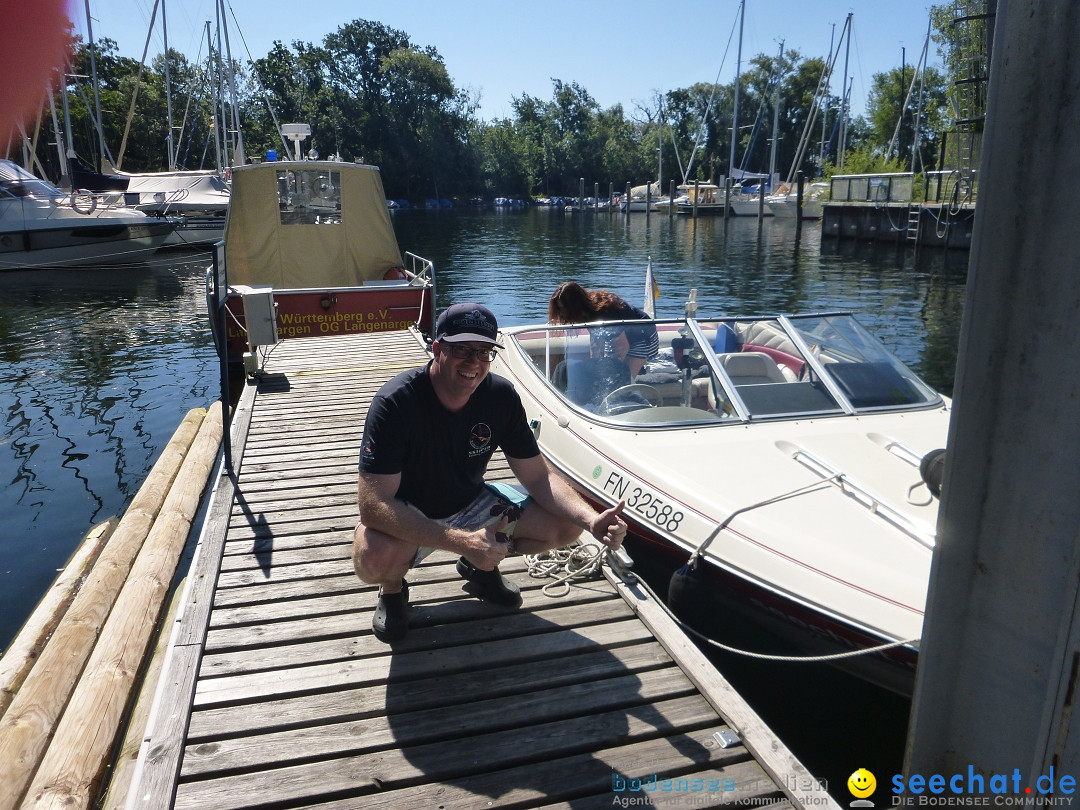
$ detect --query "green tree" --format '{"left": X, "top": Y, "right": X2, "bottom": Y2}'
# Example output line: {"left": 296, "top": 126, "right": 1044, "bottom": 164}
{"left": 864, "top": 64, "right": 949, "bottom": 172}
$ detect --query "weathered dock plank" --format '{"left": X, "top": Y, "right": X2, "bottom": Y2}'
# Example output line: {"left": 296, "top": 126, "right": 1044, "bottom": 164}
{"left": 122, "top": 331, "right": 837, "bottom": 810}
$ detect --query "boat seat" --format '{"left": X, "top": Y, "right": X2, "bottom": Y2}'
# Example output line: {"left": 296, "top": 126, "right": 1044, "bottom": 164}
{"left": 718, "top": 351, "right": 788, "bottom": 385}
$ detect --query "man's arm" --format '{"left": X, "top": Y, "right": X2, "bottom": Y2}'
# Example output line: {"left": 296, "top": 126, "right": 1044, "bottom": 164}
{"left": 506, "top": 454, "right": 626, "bottom": 547}
{"left": 356, "top": 471, "right": 510, "bottom": 569}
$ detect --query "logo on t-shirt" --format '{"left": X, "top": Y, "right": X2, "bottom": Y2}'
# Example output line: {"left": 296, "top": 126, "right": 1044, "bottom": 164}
{"left": 468, "top": 422, "right": 492, "bottom": 456}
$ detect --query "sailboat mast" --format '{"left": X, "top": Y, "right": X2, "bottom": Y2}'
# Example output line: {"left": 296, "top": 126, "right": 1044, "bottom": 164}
{"left": 658, "top": 97, "right": 663, "bottom": 192}
{"left": 49, "top": 91, "right": 71, "bottom": 189}
{"left": 769, "top": 41, "right": 783, "bottom": 187}
{"left": 163, "top": 0, "right": 175, "bottom": 171}
{"left": 838, "top": 12, "right": 853, "bottom": 169}
{"left": 728, "top": 0, "right": 744, "bottom": 184}
{"left": 206, "top": 20, "right": 223, "bottom": 174}
{"left": 83, "top": 0, "right": 112, "bottom": 170}
{"left": 219, "top": 0, "right": 246, "bottom": 166}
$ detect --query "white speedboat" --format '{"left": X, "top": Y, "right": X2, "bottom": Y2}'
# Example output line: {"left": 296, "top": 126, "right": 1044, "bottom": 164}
{"left": 490, "top": 302, "right": 949, "bottom": 694}
{"left": 212, "top": 157, "right": 435, "bottom": 364}
{"left": 0, "top": 160, "right": 174, "bottom": 270}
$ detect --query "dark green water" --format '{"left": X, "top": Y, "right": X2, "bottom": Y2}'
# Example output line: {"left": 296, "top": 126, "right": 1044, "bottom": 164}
{"left": 0, "top": 208, "right": 971, "bottom": 800}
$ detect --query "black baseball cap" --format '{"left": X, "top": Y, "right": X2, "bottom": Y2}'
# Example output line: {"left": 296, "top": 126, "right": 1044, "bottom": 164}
{"left": 434, "top": 303, "right": 504, "bottom": 347}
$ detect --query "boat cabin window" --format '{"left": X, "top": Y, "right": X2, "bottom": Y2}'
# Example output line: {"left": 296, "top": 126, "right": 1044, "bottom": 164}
{"left": 0, "top": 160, "right": 64, "bottom": 202}
{"left": 509, "top": 314, "right": 939, "bottom": 425}
{"left": 276, "top": 169, "right": 341, "bottom": 225}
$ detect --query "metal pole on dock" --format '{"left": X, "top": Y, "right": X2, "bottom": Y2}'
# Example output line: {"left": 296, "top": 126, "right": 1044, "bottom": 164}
{"left": 907, "top": 0, "right": 1080, "bottom": 778}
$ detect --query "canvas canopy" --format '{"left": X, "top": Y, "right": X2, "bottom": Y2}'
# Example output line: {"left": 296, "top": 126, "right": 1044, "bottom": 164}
{"left": 224, "top": 160, "right": 404, "bottom": 288}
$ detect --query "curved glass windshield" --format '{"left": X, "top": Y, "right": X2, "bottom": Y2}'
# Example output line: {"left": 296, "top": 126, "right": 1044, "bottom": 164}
{"left": 510, "top": 313, "right": 940, "bottom": 426}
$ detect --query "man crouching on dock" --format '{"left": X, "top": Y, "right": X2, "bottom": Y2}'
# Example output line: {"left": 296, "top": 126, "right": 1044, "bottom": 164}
{"left": 352, "top": 302, "right": 628, "bottom": 642}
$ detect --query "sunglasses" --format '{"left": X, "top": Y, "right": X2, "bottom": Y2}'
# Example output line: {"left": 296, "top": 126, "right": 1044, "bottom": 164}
{"left": 441, "top": 343, "right": 498, "bottom": 362}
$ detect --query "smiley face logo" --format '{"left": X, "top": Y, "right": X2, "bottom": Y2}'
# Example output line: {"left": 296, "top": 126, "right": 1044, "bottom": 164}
{"left": 848, "top": 768, "right": 877, "bottom": 799}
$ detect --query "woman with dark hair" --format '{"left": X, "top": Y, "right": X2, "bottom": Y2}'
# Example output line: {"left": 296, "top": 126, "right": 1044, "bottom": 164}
{"left": 548, "top": 281, "right": 660, "bottom": 376}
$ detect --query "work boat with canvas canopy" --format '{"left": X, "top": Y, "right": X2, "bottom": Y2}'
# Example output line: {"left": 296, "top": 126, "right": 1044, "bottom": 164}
{"left": 490, "top": 299, "right": 950, "bottom": 695}
{"left": 212, "top": 158, "right": 434, "bottom": 365}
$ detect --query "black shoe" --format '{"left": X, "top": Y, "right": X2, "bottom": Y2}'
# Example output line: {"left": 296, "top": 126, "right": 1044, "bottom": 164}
{"left": 372, "top": 580, "right": 409, "bottom": 642}
{"left": 456, "top": 557, "right": 522, "bottom": 607}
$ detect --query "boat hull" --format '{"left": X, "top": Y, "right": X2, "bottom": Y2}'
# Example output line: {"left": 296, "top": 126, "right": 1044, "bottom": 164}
{"left": 158, "top": 215, "right": 225, "bottom": 249}
{"left": 492, "top": 315, "right": 946, "bottom": 696}
{"left": 0, "top": 219, "right": 174, "bottom": 269}
{"left": 622, "top": 512, "right": 918, "bottom": 695}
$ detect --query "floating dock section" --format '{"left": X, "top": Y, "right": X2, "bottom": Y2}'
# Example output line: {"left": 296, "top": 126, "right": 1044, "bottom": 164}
{"left": 820, "top": 202, "right": 975, "bottom": 249}
{"left": 2, "top": 330, "right": 839, "bottom": 809}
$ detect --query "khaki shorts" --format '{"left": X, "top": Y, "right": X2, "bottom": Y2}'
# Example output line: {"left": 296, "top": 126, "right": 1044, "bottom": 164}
{"left": 411, "top": 483, "right": 529, "bottom": 567}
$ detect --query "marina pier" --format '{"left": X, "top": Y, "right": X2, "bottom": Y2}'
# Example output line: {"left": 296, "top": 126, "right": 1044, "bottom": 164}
{"left": 0, "top": 330, "right": 837, "bottom": 810}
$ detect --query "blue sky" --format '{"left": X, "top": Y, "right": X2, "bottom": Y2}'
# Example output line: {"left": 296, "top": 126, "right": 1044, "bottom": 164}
{"left": 69, "top": 0, "right": 942, "bottom": 121}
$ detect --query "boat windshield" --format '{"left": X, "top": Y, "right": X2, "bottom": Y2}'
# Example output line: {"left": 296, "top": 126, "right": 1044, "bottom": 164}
{"left": 509, "top": 313, "right": 940, "bottom": 425}
{"left": 0, "top": 160, "right": 64, "bottom": 201}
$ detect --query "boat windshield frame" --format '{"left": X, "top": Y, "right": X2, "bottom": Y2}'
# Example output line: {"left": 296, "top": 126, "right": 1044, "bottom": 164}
{"left": 505, "top": 312, "right": 943, "bottom": 427}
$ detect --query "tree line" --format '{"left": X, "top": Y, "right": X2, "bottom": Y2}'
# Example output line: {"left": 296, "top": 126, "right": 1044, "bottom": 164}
{"left": 10, "top": 13, "right": 959, "bottom": 203}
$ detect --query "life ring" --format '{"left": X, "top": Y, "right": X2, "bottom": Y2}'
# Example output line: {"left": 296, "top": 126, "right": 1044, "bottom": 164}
{"left": 383, "top": 266, "right": 408, "bottom": 280}
{"left": 70, "top": 190, "right": 97, "bottom": 214}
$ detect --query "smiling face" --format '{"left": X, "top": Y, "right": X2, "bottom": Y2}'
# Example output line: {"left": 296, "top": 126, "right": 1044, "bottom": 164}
{"left": 848, "top": 769, "right": 877, "bottom": 798}
{"left": 429, "top": 340, "right": 494, "bottom": 409}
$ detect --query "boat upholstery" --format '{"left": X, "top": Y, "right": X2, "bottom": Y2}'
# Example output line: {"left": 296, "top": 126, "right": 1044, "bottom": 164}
{"left": 718, "top": 351, "right": 788, "bottom": 385}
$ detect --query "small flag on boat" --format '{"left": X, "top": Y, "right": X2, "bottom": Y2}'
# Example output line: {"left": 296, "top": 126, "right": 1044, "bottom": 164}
{"left": 644, "top": 259, "right": 659, "bottom": 317}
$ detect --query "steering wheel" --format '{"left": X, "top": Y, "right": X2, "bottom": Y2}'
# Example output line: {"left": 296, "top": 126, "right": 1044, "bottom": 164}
{"left": 599, "top": 384, "right": 661, "bottom": 415}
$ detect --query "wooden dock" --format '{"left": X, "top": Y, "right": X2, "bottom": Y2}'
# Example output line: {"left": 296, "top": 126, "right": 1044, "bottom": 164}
{"left": 113, "top": 330, "right": 838, "bottom": 809}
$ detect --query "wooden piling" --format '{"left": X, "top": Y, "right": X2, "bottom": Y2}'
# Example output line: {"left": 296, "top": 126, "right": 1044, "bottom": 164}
{"left": 796, "top": 170, "right": 804, "bottom": 234}
{"left": 21, "top": 402, "right": 223, "bottom": 810}
{"left": 0, "top": 407, "right": 209, "bottom": 810}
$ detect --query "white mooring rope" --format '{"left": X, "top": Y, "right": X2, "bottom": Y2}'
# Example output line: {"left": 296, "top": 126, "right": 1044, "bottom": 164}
{"left": 524, "top": 545, "right": 606, "bottom": 597}
{"left": 526, "top": 544, "right": 919, "bottom": 665}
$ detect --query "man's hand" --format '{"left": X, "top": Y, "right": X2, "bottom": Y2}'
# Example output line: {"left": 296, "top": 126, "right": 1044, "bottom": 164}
{"left": 590, "top": 500, "right": 628, "bottom": 551}
{"left": 461, "top": 516, "right": 511, "bottom": 571}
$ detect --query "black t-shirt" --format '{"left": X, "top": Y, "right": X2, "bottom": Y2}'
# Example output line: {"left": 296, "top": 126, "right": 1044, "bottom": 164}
{"left": 357, "top": 364, "right": 540, "bottom": 518}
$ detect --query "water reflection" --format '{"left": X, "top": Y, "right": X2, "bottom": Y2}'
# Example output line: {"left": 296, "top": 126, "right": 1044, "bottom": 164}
{"left": 0, "top": 251, "right": 217, "bottom": 650}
